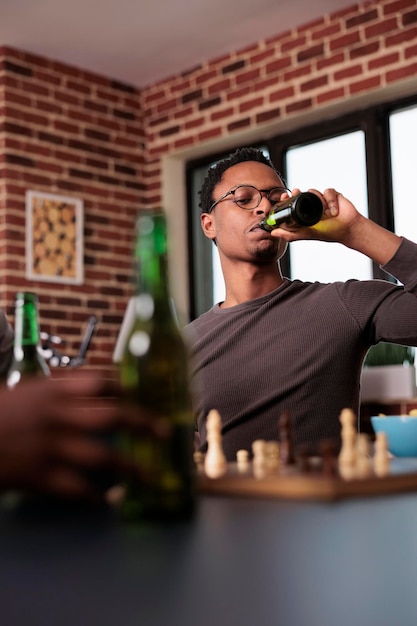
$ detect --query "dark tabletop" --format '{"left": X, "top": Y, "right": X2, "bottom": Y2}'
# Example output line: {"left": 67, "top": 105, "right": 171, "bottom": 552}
{"left": 1, "top": 487, "right": 416, "bottom": 626}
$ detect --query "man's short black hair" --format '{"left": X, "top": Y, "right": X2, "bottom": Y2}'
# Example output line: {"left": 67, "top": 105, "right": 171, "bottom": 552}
{"left": 198, "top": 146, "right": 284, "bottom": 214}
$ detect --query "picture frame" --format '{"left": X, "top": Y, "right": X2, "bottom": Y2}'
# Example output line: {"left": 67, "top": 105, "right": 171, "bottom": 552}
{"left": 26, "top": 190, "right": 84, "bottom": 285}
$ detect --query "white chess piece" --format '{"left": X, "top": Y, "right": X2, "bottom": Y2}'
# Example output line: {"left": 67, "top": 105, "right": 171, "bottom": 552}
{"left": 236, "top": 449, "right": 249, "bottom": 463}
{"left": 373, "top": 431, "right": 390, "bottom": 477}
{"left": 236, "top": 449, "right": 250, "bottom": 473}
{"left": 355, "top": 433, "right": 372, "bottom": 478}
{"left": 252, "top": 439, "right": 267, "bottom": 465}
{"left": 204, "top": 409, "right": 227, "bottom": 478}
{"left": 338, "top": 408, "right": 357, "bottom": 468}
{"left": 264, "top": 441, "right": 280, "bottom": 470}
{"left": 252, "top": 439, "right": 267, "bottom": 479}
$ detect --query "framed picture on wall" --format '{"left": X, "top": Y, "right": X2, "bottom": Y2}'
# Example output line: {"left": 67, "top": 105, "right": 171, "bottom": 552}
{"left": 26, "top": 190, "right": 84, "bottom": 285}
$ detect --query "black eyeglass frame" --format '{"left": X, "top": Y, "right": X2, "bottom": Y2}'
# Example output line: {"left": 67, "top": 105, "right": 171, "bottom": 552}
{"left": 208, "top": 184, "right": 292, "bottom": 213}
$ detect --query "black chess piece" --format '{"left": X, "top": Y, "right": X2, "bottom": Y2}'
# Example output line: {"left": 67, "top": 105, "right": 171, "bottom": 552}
{"left": 278, "top": 410, "right": 296, "bottom": 465}
{"left": 296, "top": 446, "right": 310, "bottom": 473}
{"left": 320, "top": 439, "right": 339, "bottom": 476}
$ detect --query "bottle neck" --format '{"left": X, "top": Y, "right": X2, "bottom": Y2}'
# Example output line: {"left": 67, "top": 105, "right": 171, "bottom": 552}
{"left": 134, "top": 213, "right": 174, "bottom": 321}
{"left": 137, "top": 246, "right": 170, "bottom": 299}
{"left": 14, "top": 294, "right": 41, "bottom": 348}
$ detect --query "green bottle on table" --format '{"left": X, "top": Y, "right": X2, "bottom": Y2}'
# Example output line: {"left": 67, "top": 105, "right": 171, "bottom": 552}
{"left": 119, "top": 210, "right": 195, "bottom": 522}
{"left": 7, "top": 291, "right": 50, "bottom": 388}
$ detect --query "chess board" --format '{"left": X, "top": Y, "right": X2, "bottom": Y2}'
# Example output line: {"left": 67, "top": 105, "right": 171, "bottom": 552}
{"left": 197, "top": 457, "right": 417, "bottom": 501}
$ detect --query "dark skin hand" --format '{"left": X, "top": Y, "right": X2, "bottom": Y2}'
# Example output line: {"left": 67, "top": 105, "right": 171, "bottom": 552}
{"left": 0, "top": 372, "right": 168, "bottom": 502}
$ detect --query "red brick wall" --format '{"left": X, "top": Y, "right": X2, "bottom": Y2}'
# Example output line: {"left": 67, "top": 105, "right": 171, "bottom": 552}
{"left": 0, "top": 48, "right": 145, "bottom": 376}
{"left": 0, "top": 0, "right": 416, "bottom": 376}
{"left": 144, "top": 0, "right": 417, "bottom": 204}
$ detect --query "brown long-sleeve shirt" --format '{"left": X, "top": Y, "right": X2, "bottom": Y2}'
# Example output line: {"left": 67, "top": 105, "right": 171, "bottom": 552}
{"left": 185, "top": 238, "right": 417, "bottom": 461}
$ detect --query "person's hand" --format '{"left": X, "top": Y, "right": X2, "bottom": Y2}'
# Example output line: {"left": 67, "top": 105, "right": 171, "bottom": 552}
{"left": 0, "top": 372, "right": 168, "bottom": 502}
{"left": 270, "top": 186, "right": 402, "bottom": 263}
{"left": 270, "top": 187, "right": 366, "bottom": 245}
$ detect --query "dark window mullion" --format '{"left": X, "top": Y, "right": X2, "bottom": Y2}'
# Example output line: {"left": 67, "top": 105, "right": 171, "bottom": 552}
{"left": 363, "top": 108, "right": 395, "bottom": 280}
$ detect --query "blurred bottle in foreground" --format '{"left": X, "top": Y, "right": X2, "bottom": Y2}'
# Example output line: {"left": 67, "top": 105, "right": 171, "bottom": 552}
{"left": 7, "top": 292, "right": 50, "bottom": 388}
{"left": 119, "top": 210, "right": 195, "bottom": 522}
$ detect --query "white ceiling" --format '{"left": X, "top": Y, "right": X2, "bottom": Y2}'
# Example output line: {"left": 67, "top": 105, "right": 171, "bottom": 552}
{"left": 1, "top": 0, "right": 354, "bottom": 87}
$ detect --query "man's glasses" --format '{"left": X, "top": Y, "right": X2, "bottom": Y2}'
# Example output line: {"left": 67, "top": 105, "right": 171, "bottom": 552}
{"left": 208, "top": 185, "right": 292, "bottom": 213}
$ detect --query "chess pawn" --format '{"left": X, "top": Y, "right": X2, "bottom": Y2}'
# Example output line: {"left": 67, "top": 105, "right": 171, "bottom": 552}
{"left": 264, "top": 441, "right": 280, "bottom": 470}
{"left": 236, "top": 449, "right": 250, "bottom": 473}
{"left": 252, "top": 439, "right": 267, "bottom": 479}
{"left": 204, "top": 409, "right": 227, "bottom": 479}
{"left": 373, "top": 431, "right": 390, "bottom": 477}
{"left": 236, "top": 449, "right": 249, "bottom": 463}
{"left": 252, "top": 439, "right": 267, "bottom": 465}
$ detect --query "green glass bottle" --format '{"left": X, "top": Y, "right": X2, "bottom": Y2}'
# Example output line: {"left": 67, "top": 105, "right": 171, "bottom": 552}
{"left": 7, "top": 292, "right": 50, "bottom": 388}
{"left": 259, "top": 191, "right": 323, "bottom": 231}
{"left": 119, "top": 210, "right": 195, "bottom": 522}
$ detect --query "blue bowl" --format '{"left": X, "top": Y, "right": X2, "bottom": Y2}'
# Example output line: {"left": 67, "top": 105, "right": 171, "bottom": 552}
{"left": 371, "top": 416, "right": 417, "bottom": 457}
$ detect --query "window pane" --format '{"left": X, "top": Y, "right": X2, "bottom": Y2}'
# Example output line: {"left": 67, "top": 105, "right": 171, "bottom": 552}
{"left": 286, "top": 132, "right": 372, "bottom": 282}
{"left": 212, "top": 247, "right": 225, "bottom": 304}
{"left": 390, "top": 105, "right": 417, "bottom": 241}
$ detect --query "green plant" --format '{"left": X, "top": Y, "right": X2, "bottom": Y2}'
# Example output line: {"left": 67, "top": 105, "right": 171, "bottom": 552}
{"left": 364, "top": 342, "right": 415, "bottom": 367}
